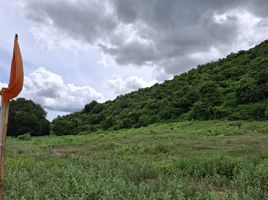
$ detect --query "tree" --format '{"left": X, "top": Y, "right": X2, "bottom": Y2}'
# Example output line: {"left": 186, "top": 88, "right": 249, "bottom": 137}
{"left": 52, "top": 117, "right": 71, "bottom": 136}
{"left": 199, "top": 81, "right": 222, "bottom": 105}
{"left": 83, "top": 100, "right": 98, "bottom": 113}
{"left": 190, "top": 101, "right": 215, "bottom": 120}
{"left": 7, "top": 98, "right": 50, "bottom": 136}
{"left": 235, "top": 78, "right": 259, "bottom": 104}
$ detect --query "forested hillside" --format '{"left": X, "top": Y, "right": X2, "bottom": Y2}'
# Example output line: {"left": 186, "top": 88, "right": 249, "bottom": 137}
{"left": 52, "top": 40, "right": 268, "bottom": 135}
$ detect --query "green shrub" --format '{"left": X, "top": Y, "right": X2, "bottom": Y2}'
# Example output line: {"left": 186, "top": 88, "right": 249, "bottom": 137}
{"left": 175, "top": 155, "right": 241, "bottom": 179}
{"left": 126, "top": 163, "right": 159, "bottom": 184}
{"left": 17, "top": 133, "right": 31, "bottom": 141}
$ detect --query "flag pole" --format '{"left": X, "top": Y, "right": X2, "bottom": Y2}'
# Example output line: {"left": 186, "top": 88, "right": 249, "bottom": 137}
{"left": 0, "top": 94, "right": 9, "bottom": 200}
{"left": 0, "top": 34, "right": 24, "bottom": 200}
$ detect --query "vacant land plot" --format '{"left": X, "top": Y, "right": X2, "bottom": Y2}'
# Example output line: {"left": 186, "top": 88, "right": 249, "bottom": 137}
{"left": 4, "top": 121, "right": 268, "bottom": 199}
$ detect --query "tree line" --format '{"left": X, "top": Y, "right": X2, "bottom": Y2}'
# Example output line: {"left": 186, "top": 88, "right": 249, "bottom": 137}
{"left": 6, "top": 40, "right": 268, "bottom": 136}
{"left": 51, "top": 40, "right": 268, "bottom": 135}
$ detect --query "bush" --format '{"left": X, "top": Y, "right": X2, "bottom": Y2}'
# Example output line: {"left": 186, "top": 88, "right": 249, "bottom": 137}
{"left": 235, "top": 78, "right": 259, "bottom": 104}
{"left": 233, "top": 159, "right": 268, "bottom": 199}
{"left": 174, "top": 155, "right": 242, "bottom": 179}
{"left": 125, "top": 163, "right": 158, "bottom": 184}
{"left": 17, "top": 133, "right": 31, "bottom": 141}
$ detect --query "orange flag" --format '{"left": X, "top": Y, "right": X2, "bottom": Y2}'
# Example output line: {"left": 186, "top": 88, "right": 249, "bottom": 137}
{"left": 1, "top": 34, "right": 24, "bottom": 103}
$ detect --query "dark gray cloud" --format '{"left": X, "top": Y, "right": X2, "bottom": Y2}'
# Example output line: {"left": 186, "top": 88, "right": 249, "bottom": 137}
{"left": 25, "top": 0, "right": 117, "bottom": 43}
{"left": 246, "top": 0, "right": 268, "bottom": 18}
{"left": 23, "top": 0, "right": 268, "bottom": 80}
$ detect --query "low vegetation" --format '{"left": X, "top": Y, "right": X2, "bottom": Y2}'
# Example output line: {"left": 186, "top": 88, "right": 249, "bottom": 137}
{"left": 5, "top": 121, "right": 268, "bottom": 199}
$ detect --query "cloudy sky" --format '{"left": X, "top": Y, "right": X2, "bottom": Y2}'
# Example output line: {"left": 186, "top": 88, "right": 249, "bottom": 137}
{"left": 0, "top": 0, "right": 268, "bottom": 120}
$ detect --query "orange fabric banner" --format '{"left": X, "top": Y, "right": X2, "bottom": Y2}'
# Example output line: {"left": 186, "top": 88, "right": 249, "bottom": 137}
{"left": 1, "top": 34, "right": 24, "bottom": 103}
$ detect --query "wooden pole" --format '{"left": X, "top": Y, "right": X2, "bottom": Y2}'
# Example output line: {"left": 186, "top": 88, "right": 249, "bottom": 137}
{"left": 0, "top": 101, "right": 10, "bottom": 200}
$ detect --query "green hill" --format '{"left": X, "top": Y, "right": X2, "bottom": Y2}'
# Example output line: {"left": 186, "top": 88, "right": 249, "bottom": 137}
{"left": 52, "top": 41, "right": 268, "bottom": 135}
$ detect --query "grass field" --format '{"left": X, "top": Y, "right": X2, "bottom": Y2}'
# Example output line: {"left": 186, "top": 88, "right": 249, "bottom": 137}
{"left": 4, "top": 121, "right": 268, "bottom": 200}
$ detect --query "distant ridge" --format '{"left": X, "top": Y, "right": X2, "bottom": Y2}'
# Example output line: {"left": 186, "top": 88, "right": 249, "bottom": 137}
{"left": 52, "top": 40, "right": 268, "bottom": 135}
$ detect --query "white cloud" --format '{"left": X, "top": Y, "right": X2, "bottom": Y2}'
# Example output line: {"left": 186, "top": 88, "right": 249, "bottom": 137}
{"left": 107, "top": 76, "right": 156, "bottom": 95}
{"left": 20, "top": 67, "right": 104, "bottom": 112}
{"left": 0, "top": 82, "right": 8, "bottom": 89}
{"left": 212, "top": 9, "right": 267, "bottom": 52}
{"left": 30, "top": 24, "right": 87, "bottom": 51}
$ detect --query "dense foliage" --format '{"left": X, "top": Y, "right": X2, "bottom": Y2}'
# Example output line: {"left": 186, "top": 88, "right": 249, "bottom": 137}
{"left": 8, "top": 98, "right": 50, "bottom": 136}
{"left": 52, "top": 41, "right": 268, "bottom": 135}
